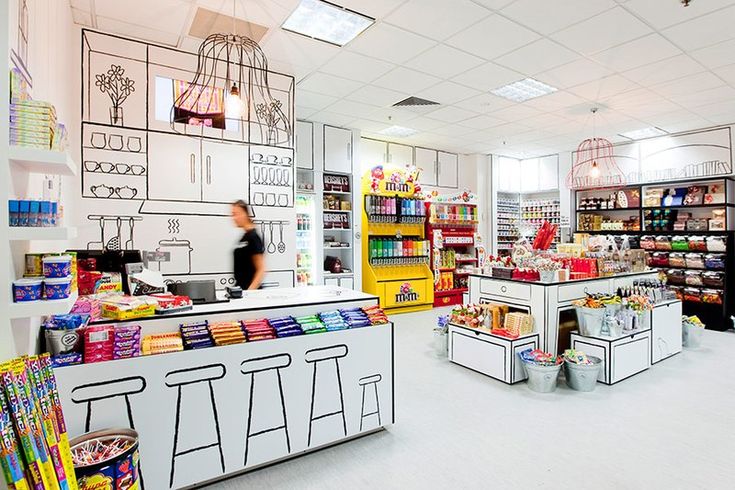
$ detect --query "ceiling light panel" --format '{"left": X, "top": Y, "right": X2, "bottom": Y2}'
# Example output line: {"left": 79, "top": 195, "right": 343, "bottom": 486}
{"left": 379, "top": 125, "right": 419, "bottom": 137}
{"left": 491, "top": 78, "right": 558, "bottom": 102}
{"left": 618, "top": 127, "right": 668, "bottom": 140}
{"left": 282, "top": 0, "right": 375, "bottom": 47}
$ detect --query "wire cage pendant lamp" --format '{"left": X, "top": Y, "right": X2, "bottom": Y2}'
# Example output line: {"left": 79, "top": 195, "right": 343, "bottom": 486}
{"left": 170, "top": 2, "right": 291, "bottom": 145}
{"left": 566, "top": 108, "right": 626, "bottom": 190}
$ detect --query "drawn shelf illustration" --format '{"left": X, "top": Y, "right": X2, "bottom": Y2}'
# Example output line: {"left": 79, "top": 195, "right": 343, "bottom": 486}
{"left": 77, "top": 29, "right": 297, "bottom": 287}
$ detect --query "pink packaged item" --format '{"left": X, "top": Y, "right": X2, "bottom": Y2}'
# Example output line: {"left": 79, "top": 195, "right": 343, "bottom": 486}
{"left": 84, "top": 324, "right": 114, "bottom": 363}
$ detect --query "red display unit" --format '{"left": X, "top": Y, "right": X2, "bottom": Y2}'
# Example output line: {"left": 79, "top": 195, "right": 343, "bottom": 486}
{"left": 425, "top": 197, "right": 479, "bottom": 307}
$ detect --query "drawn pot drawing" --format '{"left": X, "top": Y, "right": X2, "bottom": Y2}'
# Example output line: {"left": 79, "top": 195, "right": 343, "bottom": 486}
{"left": 156, "top": 237, "right": 193, "bottom": 275}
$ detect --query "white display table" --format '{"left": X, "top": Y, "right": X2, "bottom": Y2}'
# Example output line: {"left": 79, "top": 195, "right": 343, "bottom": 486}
{"left": 468, "top": 271, "right": 659, "bottom": 354}
{"left": 53, "top": 286, "right": 394, "bottom": 489}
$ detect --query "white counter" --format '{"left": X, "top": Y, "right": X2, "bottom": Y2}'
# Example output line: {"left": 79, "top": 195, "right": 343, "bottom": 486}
{"left": 54, "top": 286, "right": 394, "bottom": 489}
{"left": 468, "top": 271, "right": 659, "bottom": 354}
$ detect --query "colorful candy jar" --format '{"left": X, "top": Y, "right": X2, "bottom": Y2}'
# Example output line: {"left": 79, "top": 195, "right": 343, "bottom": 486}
{"left": 13, "top": 278, "right": 43, "bottom": 302}
{"left": 43, "top": 254, "right": 72, "bottom": 278}
{"left": 44, "top": 276, "right": 72, "bottom": 300}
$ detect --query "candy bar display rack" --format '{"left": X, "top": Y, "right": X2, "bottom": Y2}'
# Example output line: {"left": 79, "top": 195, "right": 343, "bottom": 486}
{"left": 574, "top": 177, "right": 735, "bottom": 330}
{"left": 361, "top": 165, "right": 433, "bottom": 313}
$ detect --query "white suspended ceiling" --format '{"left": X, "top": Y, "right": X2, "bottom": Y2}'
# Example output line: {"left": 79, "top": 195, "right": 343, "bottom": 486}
{"left": 70, "top": 0, "right": 735, "bottom": 157}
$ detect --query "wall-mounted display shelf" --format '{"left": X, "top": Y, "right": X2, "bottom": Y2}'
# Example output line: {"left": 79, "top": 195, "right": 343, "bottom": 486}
{"left": 8, "top": 226, "right": 77, "bottom": 241}
{"left": 9, "top": 145, "right": 77, "bottom": 176}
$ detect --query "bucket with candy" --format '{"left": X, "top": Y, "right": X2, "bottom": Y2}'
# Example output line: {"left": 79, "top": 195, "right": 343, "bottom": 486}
{"left": 563, "top": 349, "right": 602, "bottom": 392}
{"left": 518, "top": 348, "right": 562, "bottom": 393}
{"left": 70, "top": 428, "right": 140, "bottom": 490}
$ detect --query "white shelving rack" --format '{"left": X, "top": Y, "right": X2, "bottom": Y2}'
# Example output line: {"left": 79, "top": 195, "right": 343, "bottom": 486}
{"left": 1, "top": 2, "right": 77, "bottom": 359}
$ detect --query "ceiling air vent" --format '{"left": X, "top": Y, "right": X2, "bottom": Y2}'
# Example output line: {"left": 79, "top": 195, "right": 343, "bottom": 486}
{"left": 392, "top": 96, "right": 440, "bottom": 107}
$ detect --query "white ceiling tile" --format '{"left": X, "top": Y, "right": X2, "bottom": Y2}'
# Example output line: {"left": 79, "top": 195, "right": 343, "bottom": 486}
{"left": 295, "top": 106, "right": 319, "bottom": 120}
{"left": 590, "top": 34, "right": 681, "bottom": 72}
{"left": 551, "top": 7, "right": 652, "bottom": 55}
{"left": 522, "top": 90, "right": 590, "bottom": 113}
{"left": 319, "top": 51, "right": 395, "bottom": 83}
{"left": 431, "top": 124, "right": 475, "bottom": 137}
{"left": 494, "top": 39, "right": 579, "bottom": 75}
{"left": 659, "top": 117, "right": 717, "bottom": 134}
{"left": 262, "top": 30, "right": 340, "bottom": 67}
{"left": 403, "top": 117, "right": 448, "bottom": 131}
{"left": 691, "top": 99, "right": 735, "bottom": 122}
{"left": 96, "top": 17, "right": 180, "bottom": 46}
{"left": 501, "top": 0, "right": 617, "bottom": 35}
{"left": 472, "top": 0, "right": 517, "bottom": 10}
{"left": 336, "top": 0, "right": 407, "bottom": 19}
{"left": 616, "top": 98, "right": 683, "bottom": 119}
{"left": 622, "top": 54, "right": 705, "bottom": 86}
{"left": 536, "top": 58, "right": 614, "bottom": 90}
{"left": 351, "top": 119, "right": 393, "bottom": 133}
{"left": 366, "top": 107, "right": 421, "bottom": 125}
{"left": 415, "top": 81, "right": 482, "bottom": 105}
{"left": 295, "top": 89, "right": 340, "bottom": 110}
{"left": 424, "top": 106, "right": 478, "bottom": 123}
{"left": 651, "top": 72, "right": 725, "bottom": 98}
{"left": 690, "top": 39, "right": 735, "bottom": 70}
{"left": 309, "top": 111, "right": 357, "bottom": 127}
{"left": 567, "top": 74, "right": 640, "bottom": 101}
{"left": 385, "top": 0, "right": 491, "bottom": 40}
{"left": 673, "top": 85, "right": 735, "bottom": 110}
{"left": 71, "top": 8, "right": 93, "bottom": 26}
{"left": 662, "top": 5, "right": 735, "bottom": 51}
{"left": 712, "top": 63, "right": 735, "bottom": 85}
{"left": 489, "top": 104, "right": 542, "bottom": 122}
{"left": 297, "top": 72, "right": 363, "bottom": 98}
{"left": 197, "top": 0, "right": 296, "bottom": 28}
{"left": 445, "top": 15, "right": 540, "bottom": 61}
{"left": 347, "top": 23, "right": 436, "bottom": 64}
{"left": 324, "top": 99, "right": 381, "bottom": 118}
{"left": 372, "top": 67, "right": 442, "bottom": 94}
{"left": 266, "top": 59, "right": 312, "bottom": 82}
{"left": 453, "top": 62, "right": 523, "bottom": 91}
{"left": 641, "top": 109, "right": 706, "bottom": 127}
{"left": 344, "top": 84, "right": 408, "bottom": 107}
{"left": 454, "top": 92, "right": 515, "bottom": 113}
{"left": 405, "top": 44, "right": 485, "bottom": 79}
{"left": 457, "top": 115, "right": 505, "bottom": 130}
{"left": 621, "top": 0, "right": 735, "bottom": 30}
{"left": 95, "top": 0, "right": 190, "bottom": 34}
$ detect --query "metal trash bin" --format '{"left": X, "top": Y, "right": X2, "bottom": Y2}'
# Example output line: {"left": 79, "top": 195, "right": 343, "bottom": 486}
{"left": 564, "top": 356, "right": 602, "bottom": 392}
{"left": 682, "top": 322, "right": 704, "bottom": 348}
{"left": 522, "top": 361, "right": 562, "bottom": 393}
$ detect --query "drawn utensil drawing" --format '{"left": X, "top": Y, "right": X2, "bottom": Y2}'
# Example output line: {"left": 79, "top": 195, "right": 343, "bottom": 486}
{"left": 267, "top": 222, "right": 276, "bottom": 254}
{"left": 87, "top": 215, "right": 143, "bottom": 251}
{"left": 125, "top": 217, "right": 136, "bottom": 249}
{"left": 106, "top": 217, "right": 123, "bottom": 250}
{"left": 277, "top": 222, "right": 286, "bottom": 253}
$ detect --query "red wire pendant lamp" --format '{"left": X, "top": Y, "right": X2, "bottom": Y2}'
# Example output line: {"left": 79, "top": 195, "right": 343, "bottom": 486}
{"left": 566, "top": 108, "right": 626, "bottom": 190}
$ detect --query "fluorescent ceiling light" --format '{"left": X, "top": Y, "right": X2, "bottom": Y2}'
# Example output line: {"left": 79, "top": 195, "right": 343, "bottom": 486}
{"left": 379, "top": 125, "right": 419, "bottom": 137}
{"left": 618, "top": 127, "right": 668, "bottom": 140}
{"left": 282, "top": 0, "right": 374, "bottom": 47}
{"left": 490, "top": 78, "right": 557, "bottom": 102}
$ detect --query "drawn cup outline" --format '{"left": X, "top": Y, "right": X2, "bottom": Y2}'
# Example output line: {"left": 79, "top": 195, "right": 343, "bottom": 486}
{"left": 90, "top": 132, "right": 106, "bottom": 149}
{"left": 265, "top": 193, "right": 276, "bottom": 207}
{"left": 127, "top": 136, "right": 142, "bottom": 153}
{"left": 251, "top": 153, "right": 263, "bottom": 163}
{"left": 108, "top": 134, "right": 124, "bottom": 150}
{"left": 253, "top": 192, "right": 265, "bottom": 206}
{"left": 277, "top": 193, "right": 289, "bottom": 207}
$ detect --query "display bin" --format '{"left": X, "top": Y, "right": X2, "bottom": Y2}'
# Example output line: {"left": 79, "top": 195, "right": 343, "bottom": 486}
{"left": 650, "top": 299, "right": 683, "bottom": 364}
{"left": 448, "top": 323, "right": 539, "bottom": 384}
{"left": 570, "top": 328, "right": 652, "bottom": 385}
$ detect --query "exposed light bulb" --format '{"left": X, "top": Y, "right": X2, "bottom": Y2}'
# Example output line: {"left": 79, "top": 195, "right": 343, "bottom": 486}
{"left": 590, "top": 161, "right": 600, "bottom": 179}
{"left": 225, "top": 83, "right": 242, "bottom": 119}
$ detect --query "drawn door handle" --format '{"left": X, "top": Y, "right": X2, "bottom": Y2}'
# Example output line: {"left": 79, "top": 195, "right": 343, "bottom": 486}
{"left": 206, "top": 155, "right": 212, "bottom": 184}
{"left": 347, "top": 142, "right": 352, "bottom": 161}
{"left": 190, "top": 154, "right": 196, "bottom": 183}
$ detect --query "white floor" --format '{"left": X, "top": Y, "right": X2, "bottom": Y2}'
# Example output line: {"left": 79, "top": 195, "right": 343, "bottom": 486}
{"left": 208, "top": 307, "right": 735, "bottom": 490}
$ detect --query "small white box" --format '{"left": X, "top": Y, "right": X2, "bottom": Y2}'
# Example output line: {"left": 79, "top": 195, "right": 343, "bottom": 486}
{"left": 570, "top": 329, "right": 652, "bottom": 385}
{"left": 448, "top": 323, "right": 539, "bottom": 384}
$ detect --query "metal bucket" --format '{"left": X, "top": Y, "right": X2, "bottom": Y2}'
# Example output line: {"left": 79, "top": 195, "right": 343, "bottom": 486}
{"left": 522, "top": 361, "right": 562, "bottom": 393}
{"left": 564, "top": 356, "right": 602, "bottom": 392}
{"left": 576, "top": 307, "right": 605, "bottom": 336}
{"left": 70, "top": 428, "right": 140, "bottom": 490}
{"left": 683, "top": 322, "right": 704, "bottom": 348}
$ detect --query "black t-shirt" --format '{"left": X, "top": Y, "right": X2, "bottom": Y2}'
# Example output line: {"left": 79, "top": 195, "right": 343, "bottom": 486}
{"left": 233, "top": 229, "right": 265, "bottom": 289}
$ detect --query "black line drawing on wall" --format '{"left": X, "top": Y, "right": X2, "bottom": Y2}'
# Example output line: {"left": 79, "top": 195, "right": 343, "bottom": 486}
{"left": 305, "top": 344, "right": 349, "bottom": 446}
{"left": 358, "top": 374, "right": 382, "bottom": 431}
{"left": 168, "top": 218, "right": 180, "bottom": 235}
{"left": 151, "top": 237, "right": 193, "bottom": 275}
{"left": 86, "top": 215, "right": 143, "bottom": 250}
{"left": 254, "top": 220, "right": 289, "bottom": 256}
{"left": 96, "top": 64, "right": 135, "bottom": 126}
{"left": 90, "top": 184, "right": 139, "bottom": 200}
{"left": 240, "top": 353, "right": 292, "bottom": 466}
{"left": 71, "top": 376, "right": 148, "bottom": 489}
{"left": 86, "top": 131, "right": 144, "bottom": 153}
{"left": 165, "top": 363, "right": 226, "bottom": 488}
{"left": 84, "top": 160, "right": 146, "bottom": 175}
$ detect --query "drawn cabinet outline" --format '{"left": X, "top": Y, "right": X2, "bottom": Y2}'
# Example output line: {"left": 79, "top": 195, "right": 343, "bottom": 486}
{"left": 147, "top": 132, "right": 202, "bottom": 202}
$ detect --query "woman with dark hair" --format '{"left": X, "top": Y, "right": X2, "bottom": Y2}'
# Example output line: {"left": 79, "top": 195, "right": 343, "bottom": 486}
{"left": 231, "top": 200, "right": 265, "bottom": 290}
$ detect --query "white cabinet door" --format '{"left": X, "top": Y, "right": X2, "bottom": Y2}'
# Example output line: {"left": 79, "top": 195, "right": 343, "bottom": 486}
{"left": 323, "top": 125, "right": 352, "bottom": 174}
{"left": 339, "top": 276, "right": 355, "bottom": 289}
{"left": 520, "top": 158, "right": 539, "bottom": 193}
{"left": 361, "top": 137, "right": 387, "bottom": 170}
{"left": 324, "top": 277, "right": 339, "bottom": 286}
{"left": 295, "top": 120, "right": 313, "bottom": 169}
{"left": 387, "top": 142, "right": 413, "bottom": 167}
{"left": 437, "top": 151, "right": 459, "bottom": 188}
{"left": 538, "top": 155, "right": 558, "bottom": 191}
{"left": 148, "top": 132, "right": 201, "bottom": 201}
{"left": 651, "top": 301, "right": 683, "bottom": 363}
{"left": 415, "top": 147, "right": 437, "bottom": 186}
{"left": 201, "top": 140, "right": 248, "bottom": 203}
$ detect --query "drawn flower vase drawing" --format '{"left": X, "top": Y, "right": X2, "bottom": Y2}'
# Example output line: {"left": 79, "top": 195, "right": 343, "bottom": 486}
{"left": 256, "top": 100, "right": 282, "bottom": 145}
{"left": 95, "top": 64, "right": 135, "bottom": 126}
